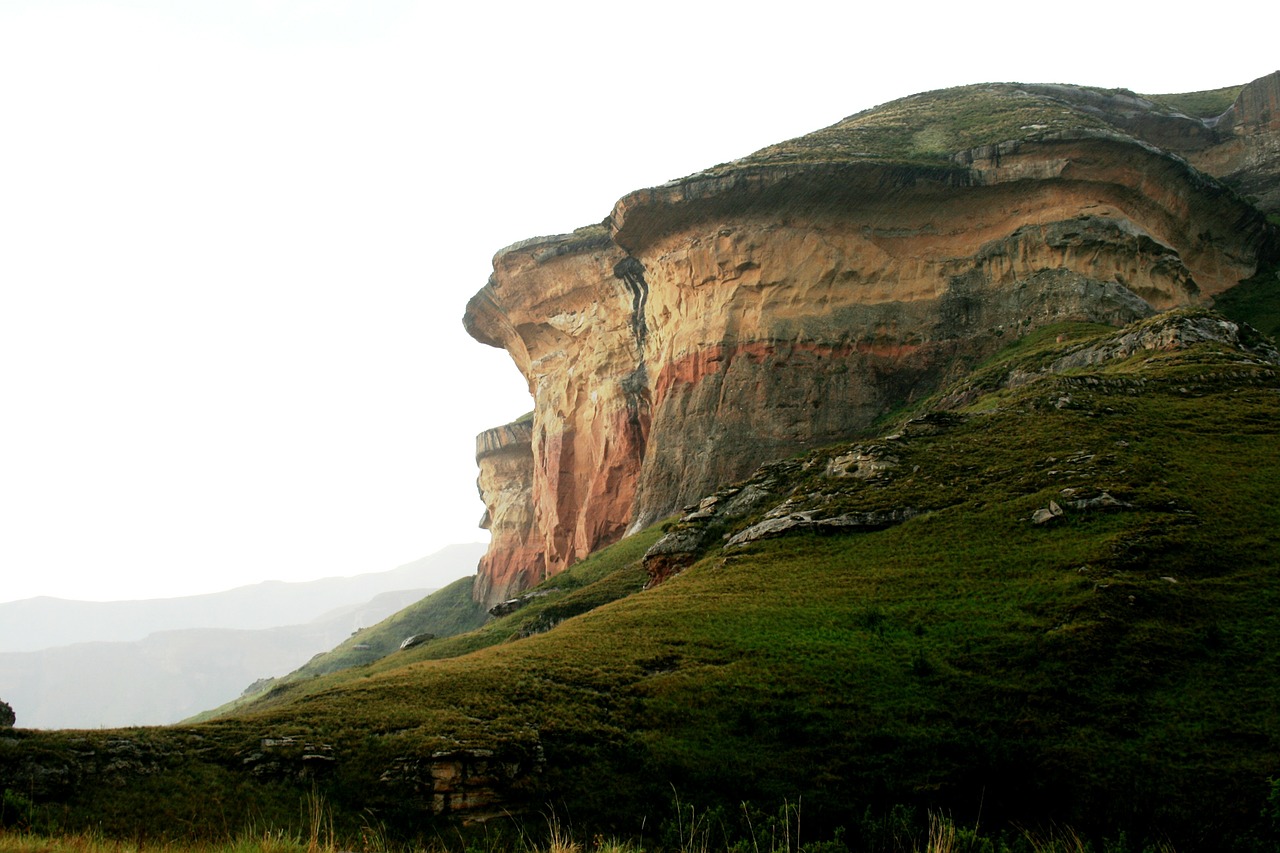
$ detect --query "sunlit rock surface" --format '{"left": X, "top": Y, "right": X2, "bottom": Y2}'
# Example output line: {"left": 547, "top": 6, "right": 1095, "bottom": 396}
{"left": 463, "top": 74, "right": 1280, "bottom": 607}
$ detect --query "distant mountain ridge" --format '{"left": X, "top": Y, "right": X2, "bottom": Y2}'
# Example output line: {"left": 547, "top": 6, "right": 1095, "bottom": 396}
{"left": 0, "top": 543, "right": 486, "bottom": 653}
{"left": 0, "top": 544, "right": 486, "bottom": 728}
{"left": 0, "top": 587, "right": 434, "bottom": 728}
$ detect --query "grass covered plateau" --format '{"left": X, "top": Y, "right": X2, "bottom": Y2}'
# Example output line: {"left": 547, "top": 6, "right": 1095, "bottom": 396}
{"left": 691, "top": 80, "right": 1247, "bottom": 177}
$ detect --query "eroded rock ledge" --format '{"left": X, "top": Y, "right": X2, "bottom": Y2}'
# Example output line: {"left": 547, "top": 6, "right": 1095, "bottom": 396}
{"left": 463, "top": 75, "right": 1280, "bottom": 608}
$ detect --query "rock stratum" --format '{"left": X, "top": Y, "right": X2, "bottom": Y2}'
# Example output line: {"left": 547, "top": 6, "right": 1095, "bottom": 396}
{"left": 465, "top": 73, "right": 1280, "bottom": 607}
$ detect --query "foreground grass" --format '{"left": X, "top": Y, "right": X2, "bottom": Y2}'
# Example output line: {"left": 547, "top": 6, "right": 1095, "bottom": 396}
{"left": 0, "top": 811, "right": 1185, "bottom": 853}
{"left": 0, "top": 834, "right": 326, "bottom": 853}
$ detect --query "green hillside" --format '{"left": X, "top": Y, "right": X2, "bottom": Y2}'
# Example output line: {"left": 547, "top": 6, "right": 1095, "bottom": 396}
{"left": 693, "top": 81, "right": 1245, "bottom": 177}
{"left": 186, "top": 575, "right": 491, "bottom": 722}
{"left": 5, "top": 308, "right": 1277, "bottom": 852}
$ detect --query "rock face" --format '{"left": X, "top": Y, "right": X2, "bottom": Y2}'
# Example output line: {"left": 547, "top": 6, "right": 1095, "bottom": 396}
{"left": 1187, "top": 71, "right": 1280, "bottom": 213}
{"left": 473, "top": 418, "right": 542, "bottom": 606}
{"left": 466, "top": 228, "right": 650, "bottom": 605}
{"left": 464, "top": 75, "right": 1280, "bottom": 607}
{"left": 379, "top": 746, "right": 541, "bottom": 822}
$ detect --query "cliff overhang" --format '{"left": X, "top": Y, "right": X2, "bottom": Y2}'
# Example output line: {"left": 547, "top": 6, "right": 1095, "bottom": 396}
{"left": 463, "top": 73, "right": 1280, "bottom": 608}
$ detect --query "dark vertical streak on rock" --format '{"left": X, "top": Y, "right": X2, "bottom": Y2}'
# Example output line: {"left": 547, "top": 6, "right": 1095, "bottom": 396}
{"left": 613, "top": 256, "right": 652, "bottom": 455}
{"left": 613, "top": 256, "right": 649, "bottom": 347}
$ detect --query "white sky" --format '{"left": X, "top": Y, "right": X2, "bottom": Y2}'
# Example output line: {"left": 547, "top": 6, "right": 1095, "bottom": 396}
{"left": 0, "top": 0, "right": 1272, "bottom": 603}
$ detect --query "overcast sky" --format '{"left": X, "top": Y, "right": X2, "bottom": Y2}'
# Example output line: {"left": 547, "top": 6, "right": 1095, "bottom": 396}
{"left": 0, "top": 0, "right": 1272, "bottom": 604}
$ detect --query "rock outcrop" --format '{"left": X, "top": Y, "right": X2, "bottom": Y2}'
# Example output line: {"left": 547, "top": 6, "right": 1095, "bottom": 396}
{"left": 466, "top": 228, "right": 650, "bottom": 604}
{"left": 464, "top": 74, "right": 1280, "bottom": 607}
{"left": 1187, "top": 71, "right": 1280, "bottom": 213}
{"left": 473, "top": 418, "right": 542, "bottom": 606}
{"left": 378, "top": 745, "right": 541, "bottom": 822}
{"left": 638, "top": 305, "right": 1278, "bottom": 585}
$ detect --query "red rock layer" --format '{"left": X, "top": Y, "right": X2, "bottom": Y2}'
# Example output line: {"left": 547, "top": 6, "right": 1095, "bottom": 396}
{"left": 472, "top": 420, "right": 542, "bottom": 607}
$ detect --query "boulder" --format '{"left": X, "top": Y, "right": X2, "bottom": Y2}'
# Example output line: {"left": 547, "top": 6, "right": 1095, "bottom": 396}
{"left": 399, "top": 633, "right": 436, "bottom": 651}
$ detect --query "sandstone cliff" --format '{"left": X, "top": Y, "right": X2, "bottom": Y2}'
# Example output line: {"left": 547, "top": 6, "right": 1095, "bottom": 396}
{"left": 473, "top": 417, "right": 543, "bottom": 605}
{"left": 464, "top": 74, "right": 1280, "bottom": 607}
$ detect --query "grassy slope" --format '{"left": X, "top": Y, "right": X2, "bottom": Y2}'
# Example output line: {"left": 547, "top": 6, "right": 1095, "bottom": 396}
{"left": 1215, "top": 267, "right": 1280, "bottom": 342}
{"left": 697, "top": 84, "right": 1114, "bottom": 173}
{"left": 214, "top": 526, "right": 662, "bottom": 721}
{"left": 18, "top": 315, "right": 1272, "bottom": 849}
{"left": 692, "top": 81, "right": 1246, "bottom": 176}
{"left": 281, "top": 316, "right": 1275, "bottom": 848}
{"left": 1140, "top": 84, "right": 1242, "bottom": 118}
{"left": 187, "top": 576, "right": 490, "bottom": 722}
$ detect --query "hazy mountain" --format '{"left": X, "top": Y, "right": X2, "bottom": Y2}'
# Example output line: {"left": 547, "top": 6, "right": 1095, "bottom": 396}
{"left": 0, "top": 543, "right": 486, "bottom": 728}
{"left": 0, "top": 587, "right": 439, "bottom": 729}
{"left": 0, "top": 543, "right": 486, "bottom": 653}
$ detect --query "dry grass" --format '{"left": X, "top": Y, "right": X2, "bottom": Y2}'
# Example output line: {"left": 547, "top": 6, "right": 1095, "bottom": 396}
{"left": 2, "top": 815, "right": 1181, "bottom": 853}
